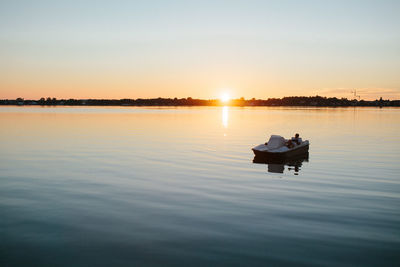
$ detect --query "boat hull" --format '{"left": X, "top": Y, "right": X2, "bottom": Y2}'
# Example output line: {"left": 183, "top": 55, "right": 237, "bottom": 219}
{"left": 252, "top": 144, "right": 309, "bottom": 161}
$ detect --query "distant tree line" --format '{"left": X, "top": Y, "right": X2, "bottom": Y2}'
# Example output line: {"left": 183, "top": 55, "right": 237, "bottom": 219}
{"left": 1, "top": 96, "right": 399, "bottom": 107}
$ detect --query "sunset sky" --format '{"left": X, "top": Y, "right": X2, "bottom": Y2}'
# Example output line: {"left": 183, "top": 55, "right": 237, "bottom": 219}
{"left": 1, "top": 0, "right": 399, "bottom": 100}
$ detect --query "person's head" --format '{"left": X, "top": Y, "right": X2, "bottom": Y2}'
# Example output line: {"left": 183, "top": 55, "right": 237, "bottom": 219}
{"left": 295, "top": 133, "right": 299, "bottom": 138}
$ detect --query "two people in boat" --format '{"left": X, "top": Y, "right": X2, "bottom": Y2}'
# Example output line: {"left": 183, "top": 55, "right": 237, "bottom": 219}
{"left": 264, "top": 133, "right": 302, "bottom": 148}
{"left": 286, "top": 133, "right": 302, "bottom": 148}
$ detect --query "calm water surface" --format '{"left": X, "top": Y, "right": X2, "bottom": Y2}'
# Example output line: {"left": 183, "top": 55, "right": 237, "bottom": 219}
{"left": 1, "top": 106, "right": 399, "bottom": 266}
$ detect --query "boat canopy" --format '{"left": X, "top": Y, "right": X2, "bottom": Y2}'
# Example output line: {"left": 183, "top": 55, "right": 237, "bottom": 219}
{"left": 267, "top": 135, "right": 285, "bottom": 149}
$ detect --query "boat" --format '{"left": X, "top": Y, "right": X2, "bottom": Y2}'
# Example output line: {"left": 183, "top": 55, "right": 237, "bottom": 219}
{"left": 252, "top": 135, "right": 309, "bottom": 160}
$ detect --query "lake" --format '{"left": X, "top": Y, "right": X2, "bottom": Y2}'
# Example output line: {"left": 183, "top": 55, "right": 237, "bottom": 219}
{"left": 1, "top": 106, "right": 399, "bottom": 266}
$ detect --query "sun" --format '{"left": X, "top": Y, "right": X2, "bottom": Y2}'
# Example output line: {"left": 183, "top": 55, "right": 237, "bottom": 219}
{"left": 220, "top": 92, "right": 231, "bottom": 103}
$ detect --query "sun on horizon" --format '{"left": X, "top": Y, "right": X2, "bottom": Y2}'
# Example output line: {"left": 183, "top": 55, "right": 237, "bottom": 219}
{"left": 220, "top": 92, "right": 231, "bottom": 103}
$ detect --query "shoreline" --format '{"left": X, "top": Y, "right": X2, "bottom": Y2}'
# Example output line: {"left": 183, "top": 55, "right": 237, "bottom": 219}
{"left": 1, "top": 96, "right": 399, "bottom": 107}
{"left": 1, "top": 104, "right": 399, "bottom": 108}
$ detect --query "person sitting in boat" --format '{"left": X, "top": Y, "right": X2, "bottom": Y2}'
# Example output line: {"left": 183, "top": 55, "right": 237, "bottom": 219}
{"left": 286, "top": 133, "right": 302, "bottom": 148}
{"left": 291, "top": 133, "right": 302, "bottom": 145}
{"left": 286, "top": 140, "right": 294, "bottom": 148}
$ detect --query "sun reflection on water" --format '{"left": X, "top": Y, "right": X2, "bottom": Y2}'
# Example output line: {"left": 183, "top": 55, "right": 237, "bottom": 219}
{"left": 222, "top": 106, "right": 229, "bottom": 129}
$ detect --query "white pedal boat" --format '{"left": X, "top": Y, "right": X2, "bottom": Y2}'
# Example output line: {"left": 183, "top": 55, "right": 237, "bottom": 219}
{"left": 252, "top": 135, "right": 309, "bottom": 160}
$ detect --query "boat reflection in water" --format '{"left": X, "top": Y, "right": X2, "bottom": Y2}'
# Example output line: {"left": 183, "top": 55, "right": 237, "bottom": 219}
{"left": 253, "top": 153, "right": 309, "bottom": 175}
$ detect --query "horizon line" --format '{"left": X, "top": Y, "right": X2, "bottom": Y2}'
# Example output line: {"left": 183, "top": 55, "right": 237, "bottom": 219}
{"left": 2, "top": 95, "right": 399, "bottom": 101}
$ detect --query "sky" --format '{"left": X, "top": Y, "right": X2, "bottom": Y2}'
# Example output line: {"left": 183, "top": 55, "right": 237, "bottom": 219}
{"left": 0, "top": 0, "right": 399, "bottom": 100}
